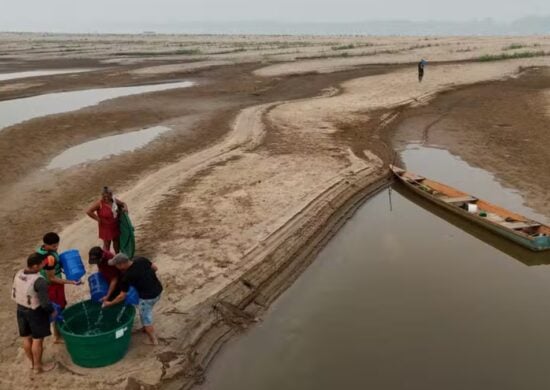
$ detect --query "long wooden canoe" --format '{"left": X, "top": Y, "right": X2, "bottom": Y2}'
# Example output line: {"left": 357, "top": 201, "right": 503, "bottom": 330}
{"left": 390, "top": 165, "right": 550, "bottom": 251}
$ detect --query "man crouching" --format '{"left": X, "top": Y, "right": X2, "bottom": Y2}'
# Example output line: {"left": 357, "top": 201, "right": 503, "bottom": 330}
{"left": 102, "top": 253, "right": 163, "bottom": 345}
{"left": 12, "top": 253, "right": 57, "bottom": 373}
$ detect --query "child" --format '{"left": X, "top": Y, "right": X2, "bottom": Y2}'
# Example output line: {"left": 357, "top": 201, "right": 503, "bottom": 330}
{"left": 37, "top": 232, "right": 80, "bottom": 343}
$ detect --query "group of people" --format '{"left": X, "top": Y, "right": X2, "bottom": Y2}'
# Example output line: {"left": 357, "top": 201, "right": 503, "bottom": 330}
{"left": 12, "top": 187, "right": 163, "bottom": 374}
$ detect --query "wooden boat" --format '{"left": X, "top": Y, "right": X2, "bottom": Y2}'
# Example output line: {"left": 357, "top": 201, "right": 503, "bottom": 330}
{"left": 390, "top": 165, "right": 550, "bottom": 252}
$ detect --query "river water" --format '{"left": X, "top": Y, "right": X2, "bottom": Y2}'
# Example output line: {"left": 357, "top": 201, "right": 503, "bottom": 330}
{"left": 0, "top": 80, "right": 194, "bottom": 132}
{"left": 199, "top": 146, "right": 550, "bottom": 390}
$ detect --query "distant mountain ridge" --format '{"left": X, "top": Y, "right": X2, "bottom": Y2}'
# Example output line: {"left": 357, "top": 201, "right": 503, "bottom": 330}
{"left": 133, "top": 16, "right": 550, "bottom": 35}
{"left": 3, "top": 16, "right": 550, "bottom": 35}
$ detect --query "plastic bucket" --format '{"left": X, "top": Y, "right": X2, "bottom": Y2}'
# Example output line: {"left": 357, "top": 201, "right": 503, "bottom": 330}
{"left": 88, "top": 273, "right": 109, "bottom": 302}
{"left": 125, "top": 286, "right": 139, "bottom": 305}
{"left": 59, "top": 249, "right": 86, "bottom": 281}
{"left": 58, "top": 300, "right": 135, "bottom": 368}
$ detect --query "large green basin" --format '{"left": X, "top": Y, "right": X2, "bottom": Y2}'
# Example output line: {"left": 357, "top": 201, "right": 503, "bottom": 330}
{"left": 58, "top": 300, "right": 135, "bottom": 368}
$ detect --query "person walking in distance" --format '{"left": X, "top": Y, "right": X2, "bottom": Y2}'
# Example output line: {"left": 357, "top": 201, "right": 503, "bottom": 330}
{"left": 418, "top": 59, "right": 427, "bottom": 82}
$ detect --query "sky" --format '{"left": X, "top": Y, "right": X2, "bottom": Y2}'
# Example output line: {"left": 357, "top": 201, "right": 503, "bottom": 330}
{"left": 1, "top": 0, "right": 549, "bottom": 32}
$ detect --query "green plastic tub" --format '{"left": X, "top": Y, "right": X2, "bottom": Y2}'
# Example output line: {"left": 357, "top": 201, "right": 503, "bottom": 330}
{"left": 58, "top": 300, "right": 135, "bottom": 368}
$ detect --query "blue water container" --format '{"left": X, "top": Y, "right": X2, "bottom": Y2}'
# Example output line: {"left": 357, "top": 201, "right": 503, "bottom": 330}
{"left": 59, "top": 249, "right": 86, "bottom": 281}
{"left": 88, "top": 272, "right": 109, "bottom": 302}
{"left": 50, "top": 302, "right": 64, "bottom": 323}
{"left": 125, "top": 286, "right": 139, "bottom": 305}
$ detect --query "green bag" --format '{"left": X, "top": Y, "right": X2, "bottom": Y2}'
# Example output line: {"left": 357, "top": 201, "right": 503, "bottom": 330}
{"left": 119, "top": 212, "right": 135, "bottom": 258}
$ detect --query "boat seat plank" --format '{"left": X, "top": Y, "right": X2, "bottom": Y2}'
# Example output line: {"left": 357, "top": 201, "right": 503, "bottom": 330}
{"left": 500, "top": 221, "right": 541, "bottom": 230}
{"left": 440, "top": 196, "right": 478, "bottom": 203}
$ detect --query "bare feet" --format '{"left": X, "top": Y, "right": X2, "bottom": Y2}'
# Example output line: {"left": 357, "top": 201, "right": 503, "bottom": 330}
{"left": 143, "top": 337, "right": 159, "bottom": 346}
{"left": 132, "top": 327, "right": 145, "bottom": 334}
{"left": 33, "top": 362, "right": 57, "bottom": 374}
{"left": 53, "top": 338, "right": 65, "bottom": 344}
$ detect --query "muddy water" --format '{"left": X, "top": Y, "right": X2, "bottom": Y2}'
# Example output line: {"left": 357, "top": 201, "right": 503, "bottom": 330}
{"left": 0, "top": 69, "right": 92, "bottom": 81}
{"left": 199, "top": 148, "right": 550, "bottom": 390}
{"left": 46, "top": 125, "right": 172, "bottom": 170}
{"left": 0, "top": 81, "right": 194, "bottom": 132}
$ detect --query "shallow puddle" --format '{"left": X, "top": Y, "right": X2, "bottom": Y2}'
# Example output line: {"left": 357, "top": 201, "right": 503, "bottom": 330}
{"left": 199, "top": 146, "right": 550, "bottom": 390}
{"left": 0, "top": 68, "right": 93, "bottom": 82}
{"left": 0, "top": 80, "right": 194, "bottom": 132}
{"left": 47, "top": 125, "right": 172, "bottom": 170}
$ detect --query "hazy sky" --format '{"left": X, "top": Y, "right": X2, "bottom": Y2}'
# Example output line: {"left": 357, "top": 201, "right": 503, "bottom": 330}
{"left": 1, "top": 0, "right": 549, "bottom": 31}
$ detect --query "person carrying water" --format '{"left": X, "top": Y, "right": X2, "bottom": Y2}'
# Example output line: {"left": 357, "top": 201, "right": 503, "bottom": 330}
{"left": 102, "top": 253, "right": 163, "bottom": 345}
{"left": 86, "top": 186, "right": 128, "bottom": 253}
{"left": 418, "top": 58, "right": 427, "bottom": 82}
{"left": 37, "top": 232, "right": 80, "bottom": 343}
{"left": 12, "top": 253, "right": 58, "bottom": 373}
{"left": 88, "top": 246, "right": 120, "bottom": 302}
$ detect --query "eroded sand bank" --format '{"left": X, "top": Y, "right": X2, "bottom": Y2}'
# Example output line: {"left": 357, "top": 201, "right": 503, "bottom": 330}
{"left": 0, "top": 34, "right": 549, "bottom": 389}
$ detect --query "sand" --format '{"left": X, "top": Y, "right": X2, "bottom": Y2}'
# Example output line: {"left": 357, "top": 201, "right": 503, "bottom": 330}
{"left": 0, "top": 33, "right": 549, "bottom": 389}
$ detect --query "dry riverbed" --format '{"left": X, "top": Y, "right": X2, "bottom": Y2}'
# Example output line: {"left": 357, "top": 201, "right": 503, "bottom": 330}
{"left": 0, "top": 33, "right": 549, "bottom": 389}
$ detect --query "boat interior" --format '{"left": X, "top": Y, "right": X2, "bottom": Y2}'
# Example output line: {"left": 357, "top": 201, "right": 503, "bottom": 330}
{"left": 392, "top": 167, "right": 550, "bottom": 240}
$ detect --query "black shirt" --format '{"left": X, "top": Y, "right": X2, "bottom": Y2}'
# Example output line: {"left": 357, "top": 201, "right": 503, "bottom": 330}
{"left": 120, "top": 257, "right": 163, "bottom": 300}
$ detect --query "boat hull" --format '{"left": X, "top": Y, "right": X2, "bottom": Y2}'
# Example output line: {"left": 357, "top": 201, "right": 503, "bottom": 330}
{"left": 395, "top": 173, "right": 550, "bottom": 252}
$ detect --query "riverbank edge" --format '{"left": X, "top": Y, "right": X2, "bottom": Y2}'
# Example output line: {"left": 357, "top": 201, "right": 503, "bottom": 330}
{"left": 156, "top": 167, "right": 390, "bottom": 390}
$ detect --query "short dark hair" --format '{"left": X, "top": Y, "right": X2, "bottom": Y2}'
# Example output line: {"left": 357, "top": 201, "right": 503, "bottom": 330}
{"left": 43, "top": 232, "right": 60, "bottom": 245}
{"left": 88, "top": 246, "right": 103, "bottom": 264}
{"left": 27, "top": 253, "right": 46, "bottom": 268}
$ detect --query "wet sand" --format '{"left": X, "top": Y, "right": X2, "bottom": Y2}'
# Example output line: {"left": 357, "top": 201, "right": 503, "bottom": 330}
{"left": 0, "top": 34, "right": 549, "bottom": 389}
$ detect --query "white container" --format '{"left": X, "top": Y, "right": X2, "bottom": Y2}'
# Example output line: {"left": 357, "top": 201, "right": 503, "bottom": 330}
{"left": 467, "top": 203, "right": 478, "bottom": 213}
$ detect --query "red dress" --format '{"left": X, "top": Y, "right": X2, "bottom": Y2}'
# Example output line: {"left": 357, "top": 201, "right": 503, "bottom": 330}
{"left": 98, "top": 200, "right": 120, "bottom": 241}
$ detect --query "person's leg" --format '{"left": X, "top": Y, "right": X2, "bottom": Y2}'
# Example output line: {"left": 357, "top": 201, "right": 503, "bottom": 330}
{"left": 22, "top": 336, "right": 33, "bottom": 368}
{"left": 143, "top": 325, "right": 158, "bottom": 345}
{"left": 29, "top": 309, "right": 55, "bottom": 373}
{"left": 31, "top": 338, "right": 55, "bottom": 373}
{"left": 138, "top": 298, "right": 159, "bottom": 345}
{"left": 113, "top": 237, "right": 120, "bottom": 254}
{"left": 47, "top": 285, "right": 66, "bottom": 343}
{"left": 103, "top": 239, "right": 112, "bottom": 252}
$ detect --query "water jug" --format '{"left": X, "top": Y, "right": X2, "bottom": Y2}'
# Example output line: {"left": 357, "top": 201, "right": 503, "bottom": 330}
{"left": 59, "top": 249, "right": 86, "bottom": 281}
{"left": 125, "top": 286, "right": 139, "bottom": 305}
{"left": 50, "top": 302, "right": 64, "bottom": 323}
{"left": 88, "top": 272, "right": 109, "bottom": 302}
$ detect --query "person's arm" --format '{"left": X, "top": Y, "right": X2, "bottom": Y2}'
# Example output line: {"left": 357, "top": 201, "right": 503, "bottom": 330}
{"left": 102, "top": 276, "right": 118, "bottom": 302}
{"left": 116, "top": 198, "right": 128, "bottom": 213}
{"left": 102, "top": 290, "right": 127, "bottom": 308}
{"left": 46, "top": 268, "right": 78, "bottom": 285}
{"left": 35, "top": 278, "right": 54, "bottom": 314}
{"left": 86, "top": 200, "right": 101, "bottom": 221}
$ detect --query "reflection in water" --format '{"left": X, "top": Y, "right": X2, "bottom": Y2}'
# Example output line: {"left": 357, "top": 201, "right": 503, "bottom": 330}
{"left": 393, "top": 182, "right": 550, "bottom": 267}
{"left": 0, "top": 69, "right": 93, "bottom": 82}
{"left": 46, "top": 126, "right": 172, "bottom": 170}
{"left": 0, "top": 81, "right": 194, "bottom": 132}
{"left": 200, "top": 190, "right": 550, "bottom": 390}
{"left": 200, "top": 144, "right": 550, "bottom": 390}
{"left": 401, "top": 144, "right": 549, "bottom": 224}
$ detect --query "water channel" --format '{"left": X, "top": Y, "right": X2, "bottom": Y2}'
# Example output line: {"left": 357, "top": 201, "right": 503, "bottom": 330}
{"left": 0, "top": 68, "right": 93, "bottom": 82}
{"left": 46, "top": 125, "right": 172, "bottom": 170}
{"left": 0, "top": 80, "right": 194, "bottom": 132}
{"left": 199, "top": 146, "right": 550, "bottom": 390}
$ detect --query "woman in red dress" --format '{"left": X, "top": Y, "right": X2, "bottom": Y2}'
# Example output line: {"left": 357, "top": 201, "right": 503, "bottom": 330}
{"left": 86, "top": 187, "right": 128, "bottom": 253}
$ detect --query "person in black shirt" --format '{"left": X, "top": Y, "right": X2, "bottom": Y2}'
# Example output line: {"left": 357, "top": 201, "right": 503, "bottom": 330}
{"left": 103, "top": 253, "right": 162, "bottom": 345}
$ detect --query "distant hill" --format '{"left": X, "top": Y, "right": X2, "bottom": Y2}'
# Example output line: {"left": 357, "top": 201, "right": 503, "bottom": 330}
{"left": 140, "top": 16, "right": 550, "bottom": 35}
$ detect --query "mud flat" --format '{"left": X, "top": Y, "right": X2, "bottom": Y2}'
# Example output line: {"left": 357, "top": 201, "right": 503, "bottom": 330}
{"left": 0, "top": 34, "right": 549, "bottom": 389}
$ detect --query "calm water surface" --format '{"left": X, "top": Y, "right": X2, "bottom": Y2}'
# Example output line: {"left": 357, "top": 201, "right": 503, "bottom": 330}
{"left": 0, "top": 81, "right": 194, "bottom": 132}
{"left": 47, "top": 125, "right": 172, "bottom": 169}
{"left": 199, "top": 146, "right": 550, "bottom": 390}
